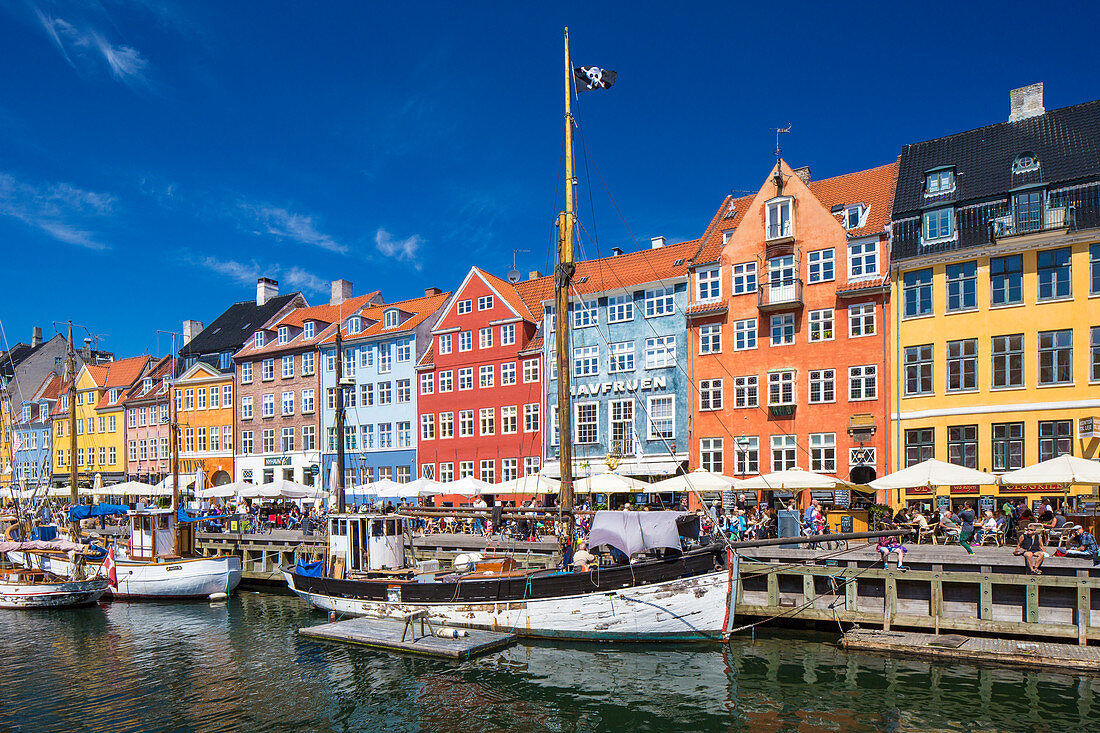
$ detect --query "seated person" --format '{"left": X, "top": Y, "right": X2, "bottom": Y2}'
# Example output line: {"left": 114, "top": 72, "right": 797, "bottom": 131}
{"left": 876, "top": 535, "right": 908, "bottom": 571}
{"left": 891, "top": 507, "right": 911, "bottom": 526}
{"left": 1063, "top": 525, "right": 1100, "bottom": 566}
{"left": 976, "top": 510, "right": 997, "bottom": 542}
{"left": 571, "top": 540, "right": 597, "bottom": 571}
{"left": 1014, "top": 525, "right": 1047, "bottom": 574}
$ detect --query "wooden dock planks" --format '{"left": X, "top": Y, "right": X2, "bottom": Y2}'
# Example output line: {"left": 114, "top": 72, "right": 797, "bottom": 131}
{"left": 298, "top": 616, "right": 518, "bottom": 660}
{"left": 839, "top": 629, "right": 1100, "bottom": 674}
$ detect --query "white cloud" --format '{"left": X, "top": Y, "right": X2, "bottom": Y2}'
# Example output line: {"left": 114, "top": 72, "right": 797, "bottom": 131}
{"left": 0, "top": 172, "right": 115, "bottom": 250}
{"left": 35, "top": 8, "right": 149, "bottom": 87}
{"left": 194, "top": 255, "right": 328, "bottom": 295}
{"left": 375, "top": 228, "right": 423, "bottom": 269}
{"left": 241, "top": 203, "right": 347, "bottom": 254}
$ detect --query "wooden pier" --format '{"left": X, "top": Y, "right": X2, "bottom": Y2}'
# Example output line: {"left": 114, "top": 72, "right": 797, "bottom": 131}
{"left": 839, "top": 628, "right": 1100, "bottom": 674}
{"left": 299, "top": 616, "right": 518, "bottom": 660}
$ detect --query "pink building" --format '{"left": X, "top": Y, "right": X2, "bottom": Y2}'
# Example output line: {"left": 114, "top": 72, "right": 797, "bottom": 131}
{"left": 122, "top": 355, "right": 173, "bottom": 484}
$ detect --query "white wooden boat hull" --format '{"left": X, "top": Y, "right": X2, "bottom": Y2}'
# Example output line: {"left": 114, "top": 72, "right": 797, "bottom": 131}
{"left": 0, "top": 577, "right": 108, "bottom": 609}
{"left": 284, "top": 557, "right": 738, "bottom": 642}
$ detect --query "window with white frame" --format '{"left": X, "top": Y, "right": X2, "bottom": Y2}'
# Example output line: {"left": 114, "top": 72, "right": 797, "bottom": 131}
{"left": 501, "top": 323, "right": 515, "bottom": 345}
{"left": 377, "top": 381, "right": 391, "bottom": 404}
{"left": 644, "top": 336, "right": 676, "bottom": 368}
{"left": 732, "top": 262, "right": 757, "bottom": 294}
{"left": 241, "top": 396, "right": 254, "bottom": 419}
{"left": 523, "top": 403, "right": 540, "bottom": 432}
{"left": 700, "top": 378, "right": 722, "bottom": 410}
{"left": 735, "top": 436, "right": 759, "bottom": 475}
{"left": 383, "top": 310, "right": 399, "bottom": 329}
{"left": 480, "top": 407, "right": 495, "bottom": 436}
{"left": 377, "top": 423, "right": 392, "bottom": 448}
{"left": 325, "top": 353, "right": 335, "bottom": 372}
{"left": 699, "top": 324, "right": 722, "bottom": 354}
{"left": 647, "top": 395, "right": 674, "bottom": 440}
{"left": 734, "top": 376, "right": 757, "bottom": 408}
{"left": 849, "top": 302, "right": 876, "bottom": 337}
{"left": 572, "top": 300, "right": 597, "bottom": 328}
{"left": 397, "top": 339, "right": 412, "bottom": 362}
{"left": 280, "top": 355, "right": 293, "bottom": 378}
{"left": 459, "top": 410, "right": 475, "bottom": 437}
{"left": 696, "top": 266, "right": 721, "bottom": 301}
{"left": 734, "top": 318, "right": 756, "bottom": 350}
{"left": 768, "top": 371, "right": 795, "bottom": 405}
{"left": 421, "top": 414, "right": 435, "bottom": 440}
{"left": 608, "top": 399, "right": 633, "bottom": 452}
{"left": 478, "top": 295, "right": 493, "bottom": 311}
{"left": 501, "top": 362, "right": 516, "bottom": 385}
{"left": 303, "top": 321, "right": 314, "bottom": 339}
{"left": 502, "top": 458, "right": 518, "bottom": 482}
{"left": 522, "top": 359, "right": 540, "bottom": 383}
{"left": 501, "top": 405, "right": 517, "bottom": 433}
{"left": 479, "top": 365, "right": 494, "bottom": 388}
{"left": 281, "top": 391, "right": 294, "bottom": 415}
{"left": 809, "top": 433, "right": 836, "bottom": 472}
{"left": 458, "top": 331, "right": 472, "bottom": 352}
{"left": 849, "top": 240, "right": 878, "bottom": 279}
{"left": 396, "top": 379, "right": 411, "bottom": 403}
{"left": 438, "top": 333, "right": 452, "bottom": 354}
{"left": 607, "top": 293, "right": 634, "bottom": 323}
{"left": 439, "top": 412, "right": 454, "bottom": 438}
{"left": 479, "top": 460, "right": 495, "bottom": 483}
{"left": 378, "top": 346, "right": 392, "bottom": 373}
{"left": 644, "top": 287, "right": 674, "bottom": 318}
{"left": 922, "top": 207, "right": 954, "bottom": 242}
{"left": 770, "top": 314, "right": 795, "bottom": 346}
{"left": 254, "top": 331, "right": 265, "bottom": 348}
{"left": 700, "top": 437, "right": 723, "bottom": 473}
{"left": 458, "top": 368, "right": 473, "bottom": 390}
{"left": 573, "top": 345, "right": 599, "bottom": 377}
{"left": 302, "top": 388, "right": 315, "bottom": 413}
{"left": 766, "top": 197, "right": 793, "bottom": 239}
{"left": 524, "top": 456, "right": 541, "bottom": 475}
{"left": 262, "top": 393, "right": 275, "bottom": 418}
{"left": 843, "top": 205, "right": 864, "bottom": 230}
{"left": 609, "top": 341, "right": 634, "bottom": 372}
{"left": 925, "top": 169, "right": 954, "bottom": 194}
{"left": 809, "top": 369, "right": 835, "bottom": 403}
{"left": 575, "top": 403, "right": 599, "bottom": 444}
{"left": 808, "top": 249, "right": 834, "bottom": 283}
{"left": 262, "top": 359, "right": 275, "bottom": 380}
{"left": 479, "top": 327, "right": 493, "bottom": 349}
{"left": 420, "top": 373, "right": 434, "bottom": 394}
{"left": 347, "top": 316, "right": 361, "bottom": 334}
{"left": 277, "top": 326, "right": 289, "bottom": 344}
{"left": 438, "top": 370, "right": 453, "bottom": 391}
{"left": 361, "top": 383, "right": 373, "bottom": 405}
{"left": 808, "top": 308, "right": 834, "bottom": 342}
{"left": 849, "top": 364, "right": 878, "bottom": 400}
{"left": 439, "top": 462, "right": 454, "bottom": 482}
{"left": 771, "top": 435, "right": 797, "bottom": 471}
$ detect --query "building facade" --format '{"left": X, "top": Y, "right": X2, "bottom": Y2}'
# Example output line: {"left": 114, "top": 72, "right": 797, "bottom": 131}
{"left": 889, "top": 85, "right": 1100, "bottom": 505}
{"left": 319, "top": 289, "right": 450, "bottom": 490}
{"left": 122, "top": 356, "right": 173, "bottom": 485}
{"left": 689, "top": 160, "right": 896, "bottom": 496}
{"left": 10, "top": 374, "right": 61, "bottom": 490}
{"left": 415, "top": 267, "right": 545, "bottom": 486}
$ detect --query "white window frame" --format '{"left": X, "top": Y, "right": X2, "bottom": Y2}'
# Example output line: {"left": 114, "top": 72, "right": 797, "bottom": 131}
{"left": 808, "top": 369, "right": 835, "bottom": 404}
{"left": 608, "top": 341, "right": 634, "bottom": 373}
{"left": 574, "top": 402, "right": 599, "bottom": 444}
{"left": 848, "top": 302, "right": 876, "bottom": 337}
{"left": 732, "top": 262, "right": 757, "bottom": 295}
{"left": 848, "top": 240, "right": 879, "bottom": 279}
{"left": 808, "top": 308, "right": 834, "bottom": 343}
{"left": 699, "top": 324, "right": 722, "bottom": 355}
{"left": 768, "top": 371, "right": 796, "bottom": 406}
{"left": 572, "top": 300, "right": 598, "bottom": 329}
{"left": 478, "top": 295, "right": 493, "bottom": 311}
{"left": 849, "top": 364, "right": 878, "bottom": 401}
{"left": 765, "top": 196, "right": 793, "bottom": 240}
{"left": 807, "top": 248, "right": 834, "bottom": 284}
{"left": 573, "top": 345, "right": 600, "bottom": 378}
{"left": 699, "top": 378, "right": 722, "bottom": 411}
{"left": 770, "top": 313, "right": 795, "bottom": 347}
{"left": 647, "top": 395, "right": 674, "bottom": 441}
{"left": 734, "top": 376, "right": 757, "bottom": 408}
{"left": 696, "top": 266, "right": 721, "bottom": 302}
{"left": 644, "top": 336, "right": 676, "bottom": 369}
{"left": 644, "top": 287, "right": 675, "bottom": 318}
{"left": 607, "top": 293, "right": 634, "bottom": 323}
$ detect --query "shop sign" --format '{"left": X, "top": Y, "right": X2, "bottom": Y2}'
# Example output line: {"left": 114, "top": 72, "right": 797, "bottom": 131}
{"left": 907, "top": 486, "right": 933, "bottom": 495}
{"left": 264, "top": 456, "right": 291, "bottom": 467}
{"left": 997, "top": 482, "right": 1065, "bottom": 494}
{"left": 1080, "top": 417, "right": 1097, "bottom": 439}
{"left": 951, "top": 484, "right": 980, "bottom": 495}
{"left": 833, "top": 490, "right": 850, "bottom": 508}
{"left": 978, "top": 495, "right": 995, "bottom": 512}
{"left": 571, "top": 376, "right": 667, "bottom": 397}
{"left": 309, "top": 464, "right": 320, "bottom": 476}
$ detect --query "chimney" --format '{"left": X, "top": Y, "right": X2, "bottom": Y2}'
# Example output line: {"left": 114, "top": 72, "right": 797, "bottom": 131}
{"left": 330, "top": 279, "right": 352, "bottom": 306}
{"left": 650, "top": 236, "right": 666, "bottom": 249}
{"left": 793, "top": 166, "right": 812, "bottom": 185}
{"left": 182, "top": 320, "right": 203, "bottom": 345}
{"left": 31, "top": 326, "right": 42, "bottom": 348}
{"left": 424, "top": 287, "right": 441, "bottom": 297}
{"left": 82, "top": 338, "right": 92, "bottom": 358}
{"left": 611, "top": 247, "right": 623, "bottom": 256}
{"left": 256, "top": 277, "right": 279, "bottom": 306}
{"left": 528, "top": 270, "right": 542, "bottom": 280}
{"left": 1009, "top": 82, "right": 1045, "bottom": 122}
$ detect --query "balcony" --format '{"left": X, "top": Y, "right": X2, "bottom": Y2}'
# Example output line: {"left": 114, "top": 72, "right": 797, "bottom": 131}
{"left": 992, "top": 203, "right": 1073, "bottom": 240}
{"left": 757, "top": 278, "right": 803, "bottom": 312}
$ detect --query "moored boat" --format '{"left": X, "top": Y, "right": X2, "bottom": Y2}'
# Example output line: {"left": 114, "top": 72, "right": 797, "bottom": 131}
{"left": 0, "top": 568, "right": 108, "bottom": 609}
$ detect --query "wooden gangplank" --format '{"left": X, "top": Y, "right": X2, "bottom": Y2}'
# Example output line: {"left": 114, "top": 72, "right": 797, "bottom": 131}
{"left": 839, "top": 629, "right": 1100, "bottom": 674}
{"left": 298, "top": 616, "right": 517, "bottom": 660}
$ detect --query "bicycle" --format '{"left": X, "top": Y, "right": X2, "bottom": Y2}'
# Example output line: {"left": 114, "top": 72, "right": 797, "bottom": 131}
{"left": 819, "top": 522, "right": 848, "bottom": 551}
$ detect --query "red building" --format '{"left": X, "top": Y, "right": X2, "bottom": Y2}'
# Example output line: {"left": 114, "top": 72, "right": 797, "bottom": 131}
{"left": 416, "top": 267, "right": 545, "bottom": 502}
{"left": 688, "top": 160, "right": 897, "bottom": 504}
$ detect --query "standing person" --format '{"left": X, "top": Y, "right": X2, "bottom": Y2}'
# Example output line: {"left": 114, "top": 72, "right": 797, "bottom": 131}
{"left": 957, "top": 501, "right": 977, "bottom": 555}
{"left": 802, "top": 500, "right": 819, "bottom": 535}
{"left": 472, "top": 495, "right": 487, "bottom": 536}
{"left": 1014, "top": 525, "right": 1047, "bottom": 574}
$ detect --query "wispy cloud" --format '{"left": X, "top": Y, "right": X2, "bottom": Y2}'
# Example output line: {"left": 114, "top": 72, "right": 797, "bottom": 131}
{"left": 34, "top": 7, "right": 149, "bottom": 87}
{"left": 241, "top": 203, "right": 347, "bottom": 254}
{"left": 192, "top": 255, "right": 328, "bottom": 295}
{"left": 375, "top": 228, "right": 423, "bottom": 269}
{"left": 0, "top": 172, "right": 115, "bottom": 250}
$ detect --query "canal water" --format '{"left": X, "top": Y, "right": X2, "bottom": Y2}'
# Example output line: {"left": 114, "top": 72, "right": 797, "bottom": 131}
{"left": 1, "top": 593, "right": 1095, "bottom": 732}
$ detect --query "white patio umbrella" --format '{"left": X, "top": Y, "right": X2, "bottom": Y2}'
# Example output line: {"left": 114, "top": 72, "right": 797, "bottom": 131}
{"left": 98, "top": 480, "right": 154, "bottom": 496}
{"left": 869, "top": 459, "right": 996, "bottom": 490}
{"left": 351, "top": 478, "right": 403, "bottom": 496}
{"left": 194, "top": 466, "right": 206, "bottom": 493}
{"left": 573, "top": 471, "right": 649, "bottom": 494}
{"left": 998, "top": 455, "right": 1100, "bottom": 486}
{"left": 738, "top": 468, "right": 850, "bottom": 491}
{"left": 648, "top": 468, "right": 741, "bottom": 494}
{"left": 492, "top": 474, "right": 561, "bottom": 495}
{"left": 49, "top": 484, "right": 95, "bottom": 498}
{"left": 400, "top": 477, "right": 444, "bottom": 497}
{"left": 438, "top": 476, "right": 493, "bottom": 497}
{"left": 197, "top": 483, "right": 241, "bottom": 499}
{"left": 238, "top": 479, "right": 311, "bottom": 499}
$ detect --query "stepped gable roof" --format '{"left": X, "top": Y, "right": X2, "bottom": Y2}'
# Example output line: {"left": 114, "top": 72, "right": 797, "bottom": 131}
{"left": 893, "top": 99, "right": 1100, "bottom": 217}
{"left": 179, "top": 293, "right": 298, "bottom": 358}
{"left": 806, "top": 160, "right": 899, "bottom": 236}
{"left": 320, "top": 291, "right": 451, "bottom": 344}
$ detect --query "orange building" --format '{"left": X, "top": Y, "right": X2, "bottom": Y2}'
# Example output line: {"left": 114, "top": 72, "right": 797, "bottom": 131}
{"left": 173, "top": 362, "right": 235, "bottom": 489}
{"left": 688, "top": 160, "right": 897, "bottom": 507}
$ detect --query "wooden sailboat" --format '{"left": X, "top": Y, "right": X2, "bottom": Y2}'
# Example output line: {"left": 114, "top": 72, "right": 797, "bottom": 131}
{"left": 282, "top": 29, "right": 738, "bottom": 641}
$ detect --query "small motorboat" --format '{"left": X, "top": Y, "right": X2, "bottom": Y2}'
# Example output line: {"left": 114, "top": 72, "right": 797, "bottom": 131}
{"left": 0, "top": 567, "right": 108, "bottom": 609}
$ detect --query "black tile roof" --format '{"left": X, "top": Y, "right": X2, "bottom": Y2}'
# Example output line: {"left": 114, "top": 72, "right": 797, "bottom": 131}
{"left": 179, "top": 293, "right": 298, "bottom": 359}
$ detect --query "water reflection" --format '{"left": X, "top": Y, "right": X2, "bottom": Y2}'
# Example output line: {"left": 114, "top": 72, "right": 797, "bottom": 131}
{"left": 0, "top": 595, "right": 1095, "bottom": 732}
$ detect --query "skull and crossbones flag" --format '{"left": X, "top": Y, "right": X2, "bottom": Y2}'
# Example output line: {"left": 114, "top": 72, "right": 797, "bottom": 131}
{"left": 573, "top": 66, "right": 616, "bottom": 92}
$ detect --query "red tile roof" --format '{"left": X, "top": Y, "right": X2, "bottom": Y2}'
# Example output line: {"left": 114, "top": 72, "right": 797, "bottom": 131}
{"left": 415, "top": 343, "right": 435, "bottom": 370}
{"left": 121, "top": 355, "right": 173, "bottom": 404}
{"left": 686, "top": 301, "right": 727, "bottom": 315}
{"left": 836, "top": 276, "right": 889, "bottom": 294}
{"left": 473, "top": 267, "right": 536, "bottom": 321}
{"left": 319, "top": 291, "right": 452, "bottom": 345}
{"left": 94, "top": 356, "right": 151, "bottom": 409}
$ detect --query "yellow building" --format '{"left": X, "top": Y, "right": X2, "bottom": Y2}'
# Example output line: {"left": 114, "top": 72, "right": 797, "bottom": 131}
{"left": 52, "top": 356, "right": 150, "bottom": 487}
{"left": 172, "top": 362, "right": 235, "bottom": 491}
{"left": 888, "top": 86, "right": 1100, "bottom": 508}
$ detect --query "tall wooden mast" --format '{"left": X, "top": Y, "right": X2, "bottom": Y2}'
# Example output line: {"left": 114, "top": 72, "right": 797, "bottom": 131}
{"left": 170, "top": 355, "right": 180, "bottom": 555}
{"left": 67, "top": 323, "right": 80, "bottom": 540}
{"left": 334, "top": 326, "right": 346, "bottom": 513}
{"left": 555, "top": 27, "right": 577, "bottom": 537}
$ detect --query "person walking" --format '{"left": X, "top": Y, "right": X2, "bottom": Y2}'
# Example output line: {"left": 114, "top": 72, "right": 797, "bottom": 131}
{"left": 957, "top": 501, "right": 977, "bottom": 555}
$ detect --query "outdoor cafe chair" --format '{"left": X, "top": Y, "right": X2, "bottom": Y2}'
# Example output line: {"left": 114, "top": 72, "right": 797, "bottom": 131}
{"left": 916, "top": 525, "right": 937, "bottom": 544}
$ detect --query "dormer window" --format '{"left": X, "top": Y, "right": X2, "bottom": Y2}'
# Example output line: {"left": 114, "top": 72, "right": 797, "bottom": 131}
{"left": 1012, "top": 153, "right": 1040, "bottom": 175}
{"left": 925, "top": 169, "right": 955, "bottom": 195}
{"left": 303, "top": 321, "right": 315, "bottom": 339}
{"left": 254, "top": 331, "right": 265, "bottom": 348}
{"left": 765, "top": 197, "right": 793, "bottom": 240}
{"left": 721, "top": 229, "right": 734, "bottom": 244}
{"left": 278, "top": 326, "right": 289, "bottom": 344}
{"left": 161, "top": 377, "right": 169, "bottom": 390}
{"left": 723, "top": 202, "right": 737, "bottom": 220}
{"left": 142, "top": 377, "right": 152, "bottom": 393}
{"left": 39, "top": 404, "right": 48, "bottom": 421}
{"left": 922, "top": 206, "right": 955, "bottom": 243}
{"left": 108, "top": 388, "right": 119, "bottom": 403}
{"left": 347, "top": 316, "right": 361, "bottom": 334}
{"left": 844, "top": 205, "right": 865, "bottom": 230}
{"left": 22, "top": 405, "right": 31, "bottom": 422}
{"left": 61, "top": 394, "right": 68, "bottom": 410}
{"left": 383, "top": 310, "right": 399, "bottom": 328}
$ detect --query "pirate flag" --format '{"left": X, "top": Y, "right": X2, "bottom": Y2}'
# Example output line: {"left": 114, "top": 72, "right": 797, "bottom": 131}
{"left": 573, "top": 66, "right": 616, "bottom": 92}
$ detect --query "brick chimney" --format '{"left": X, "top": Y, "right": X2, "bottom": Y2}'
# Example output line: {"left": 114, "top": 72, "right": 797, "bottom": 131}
{"left": 650, "top": 235, "right": 666, "bottom": 249}
{"left": 793, "top": 166, "right": 812, "bottom": 185}
{"left": 1009, "top": 83, "right": 1045, "bottom": 122}
{"left": 424, "top": 287, "right": 441, "bottom": 297}
{"left": 182, "top": 320, "right": 203, "bottom": 345}
{"left": 31, "top": 326, "right": 41, "bottom": 348}
{"left": 330, "top": 279, "right": 352, "bottom": 306}
{"left": 528, "top": 270, "right": 542, "bottom": 280}
{"left": 82, "top": 338, "right": 92, "bottom": 359}
{"left": 256, "top": 277, "right": 279, "bottom": 306}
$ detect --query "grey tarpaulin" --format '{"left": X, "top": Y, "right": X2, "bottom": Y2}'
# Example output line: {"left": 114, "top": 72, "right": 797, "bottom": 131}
{"left": 587, "top": 511, "right": 695, "bottom": 556}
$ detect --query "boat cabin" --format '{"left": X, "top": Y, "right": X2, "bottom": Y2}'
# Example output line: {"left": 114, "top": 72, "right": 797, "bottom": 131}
{"left": 328, "top": 513, "right": 405, "bottom": 572}
{"left": 128, "top": 508, "right": 192, "bottom": 560}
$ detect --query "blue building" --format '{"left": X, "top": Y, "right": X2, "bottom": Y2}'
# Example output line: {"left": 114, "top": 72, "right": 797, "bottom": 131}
{"left": 319, "top": 289, "right": 450, "bottom": 492}
{"left": 542, "top": 238, "right": 695, "bottom": 479}
{"left": 10, "top": 373, "right": 61, "bottom": 490}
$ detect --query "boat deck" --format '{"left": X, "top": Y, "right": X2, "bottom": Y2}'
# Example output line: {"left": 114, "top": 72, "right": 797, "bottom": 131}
{"left": 298, "top": 616, "right": 518, "bottom": 660}
{"left": 839, "top": 628, "right": 1100, "bottom": 674}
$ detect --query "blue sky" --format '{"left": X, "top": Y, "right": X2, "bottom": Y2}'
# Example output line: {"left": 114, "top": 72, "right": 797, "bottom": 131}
{"left": 2, "top": 0, "right": 1099, "bottom": 358}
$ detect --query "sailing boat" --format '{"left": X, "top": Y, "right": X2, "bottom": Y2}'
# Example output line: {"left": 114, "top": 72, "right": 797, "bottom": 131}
{"left": 282, "top": 29, "right": 738, "bottom": 641}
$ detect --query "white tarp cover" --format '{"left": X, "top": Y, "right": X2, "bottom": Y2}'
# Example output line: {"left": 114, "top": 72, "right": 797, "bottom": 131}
{"left": 998, "top": 455, "right": 1100, "bottom": 486}
{"left": 587, "top": 510, "right": 689, "bottom": 556}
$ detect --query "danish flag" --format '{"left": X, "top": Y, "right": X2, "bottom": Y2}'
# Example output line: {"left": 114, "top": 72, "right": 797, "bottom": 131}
{"left": 103, "top": 550, "right": 117, "bottom": 589}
